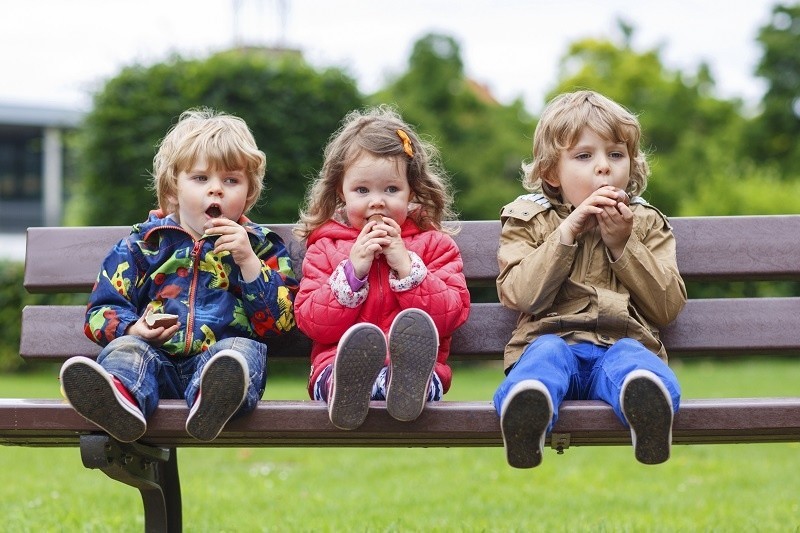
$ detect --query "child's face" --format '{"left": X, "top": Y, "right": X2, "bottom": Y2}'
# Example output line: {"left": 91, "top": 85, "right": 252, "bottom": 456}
{"left": 546, "top": 127, "right": 631, "bottom": 207}
{"left": 340, "top": 153, "right": 412, "bottom": 230}
{"left": 171, "top": 155, "right": 250, "bottom": 240}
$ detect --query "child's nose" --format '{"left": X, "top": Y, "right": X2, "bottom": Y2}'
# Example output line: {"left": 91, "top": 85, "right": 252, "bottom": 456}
{"left": 208, "top": 178, "right": 224, "bottom": 195}
{"left": 595, "top": 156, "right": 610, "bottom": 175}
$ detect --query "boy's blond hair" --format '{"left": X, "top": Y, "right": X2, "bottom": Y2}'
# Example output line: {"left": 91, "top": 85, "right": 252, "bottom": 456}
{"left": 295, "top": 105, "right": 456, "bottom": 239}
{"left": 523, "top": 90, "right": 650, "bottom": 199}
{"left": 152, "top": 107, "right": 266, "bottom": 214}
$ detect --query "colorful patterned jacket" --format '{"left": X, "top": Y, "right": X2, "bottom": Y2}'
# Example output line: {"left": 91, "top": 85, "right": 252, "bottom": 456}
{"left": 84, "top": 211, "right": 298, "bottom": 356}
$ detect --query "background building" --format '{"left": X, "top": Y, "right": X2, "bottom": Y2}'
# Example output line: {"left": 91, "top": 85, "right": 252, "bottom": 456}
{"left": 0, "top": 102, "right": 83, "bottom": 232}
{"left": 0, "top": 102, "right": 83, "bottom": 261}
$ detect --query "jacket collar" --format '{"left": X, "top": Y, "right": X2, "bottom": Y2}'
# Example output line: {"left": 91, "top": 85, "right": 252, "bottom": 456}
{"left": 132, "top": 209, "right": 269, "bottom": 244}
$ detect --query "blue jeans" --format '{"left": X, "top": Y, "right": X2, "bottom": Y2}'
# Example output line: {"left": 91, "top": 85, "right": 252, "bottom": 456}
{"left": 96, "top": 336, "right": 267, "bottom": 419}
{"left": 493, "top": 334, "right": 680, "bottom": 430}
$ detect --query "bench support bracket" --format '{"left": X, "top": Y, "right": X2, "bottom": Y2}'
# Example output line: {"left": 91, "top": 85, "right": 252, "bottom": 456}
{"left": 79, "top": 434, "right": 181, "bottom": 533}
{"left": 551, "top": 433, "right": 570, "bottom": 454}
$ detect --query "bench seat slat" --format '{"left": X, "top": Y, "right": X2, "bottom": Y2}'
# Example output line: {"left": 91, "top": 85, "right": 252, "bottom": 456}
{"left": 2, "top": 398, "right": 799, "bottom": 447}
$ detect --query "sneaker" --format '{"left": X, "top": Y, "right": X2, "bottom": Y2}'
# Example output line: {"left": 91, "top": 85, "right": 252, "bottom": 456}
{"left": 186, "top": 350, "right": 249, "bottom": 441}
{"left": 500, "top": 380, "right": 553, "bottom": 469}
{"left": 386, "top": 309, "right": 439, "bottom": 422}
{"left": 328, "top": 323, "right": 386, "bottom": 430}
{"left": 621, "top": 369, "right": 674, "bottom": 465}
{"left": 59, "top": 356, "right": 146, "bottom": 443}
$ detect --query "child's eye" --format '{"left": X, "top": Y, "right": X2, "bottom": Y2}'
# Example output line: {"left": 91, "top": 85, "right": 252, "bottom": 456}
{"left": 576, "top": 153, "right": 591, "bottom": 160}
{"left": 356, "top": 186, "right": 369, "bottom": 194}
{"left": 194, "top": 175, "right": 208, "bottom": 182}
{"left": 610, "top": 152, "right": 626, "bottom": 159}
{"left": 224, "top": 177, "right": 240, "bottom": 184}
{"left": 386, "top": 186, "right": 400, "bottom": 193}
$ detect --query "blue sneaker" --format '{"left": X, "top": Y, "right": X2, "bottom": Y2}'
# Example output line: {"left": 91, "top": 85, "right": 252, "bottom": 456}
{"left": 500, "top": 380, "right": 553, "bottom": 468}
{"left": 621, "top": 369, "right": 674, "bottom": 465}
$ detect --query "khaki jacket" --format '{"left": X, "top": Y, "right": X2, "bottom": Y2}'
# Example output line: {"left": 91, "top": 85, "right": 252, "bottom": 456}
{"left": 497, "top": 193, "right": 687, "bottom": 371}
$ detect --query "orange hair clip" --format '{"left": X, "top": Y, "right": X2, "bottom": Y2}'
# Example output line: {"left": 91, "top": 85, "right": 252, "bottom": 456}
{"left": 397, "top": 129, "right": 413, "bottom": 158}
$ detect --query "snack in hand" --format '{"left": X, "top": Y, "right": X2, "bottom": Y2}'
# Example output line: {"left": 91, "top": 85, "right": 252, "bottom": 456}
{"left": 145, "top": 311, "right": 179, "bottom": 328}
{"left": 617, "top": 190, "right": 630, "bottom": 205}
{"left": 367, "top": 214, "right": 384, "bottom": 224}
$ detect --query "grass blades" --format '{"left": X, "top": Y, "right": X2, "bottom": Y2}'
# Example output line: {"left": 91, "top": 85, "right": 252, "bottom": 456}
{"left": 1, "top": 358, "right": 799, "bottom": 531}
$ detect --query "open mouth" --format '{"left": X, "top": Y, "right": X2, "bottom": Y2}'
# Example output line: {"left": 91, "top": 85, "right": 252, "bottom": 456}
{"left": 206, "top": 205, "right": 222, "bottom": 218}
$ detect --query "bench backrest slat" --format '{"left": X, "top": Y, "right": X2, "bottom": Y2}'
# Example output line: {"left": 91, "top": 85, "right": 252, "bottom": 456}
{"left": 23, "top": 216, "right": 800, "bottom": 293}
{"left": 20, "top": 296, "right": 800, "bottom": 362}
{"left": 20, "top": 216, "right": 800, "bottom": 363}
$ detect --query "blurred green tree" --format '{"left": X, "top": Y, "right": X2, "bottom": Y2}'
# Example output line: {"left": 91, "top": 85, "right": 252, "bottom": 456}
{"left": 371, "top": 33, "right": 535, "bottom": 220}
{"left": 746, "top": 3, "right": 800, "bottom": 176}
{"left": 73, "top": 48, "right": 363, "bottom": 225}
{"left": 547, "top": 21, "right": 748, "bottom": 216}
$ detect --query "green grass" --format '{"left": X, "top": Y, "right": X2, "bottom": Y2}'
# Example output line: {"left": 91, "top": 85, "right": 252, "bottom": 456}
{"left": 1, "top": 359, "right": 799, "bottom": 532}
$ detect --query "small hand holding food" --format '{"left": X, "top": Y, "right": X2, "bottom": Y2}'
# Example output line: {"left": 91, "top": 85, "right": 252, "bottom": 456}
{"left": 203, "top": 216, "right": 261, "bottom": 282}
{"left": 596, "top": 186, "right": 634, "bottom": 260}
{"left": 126, "top": 309, "right": 180, "bottom": 345}
{"left": 350, "top": 215, "right": 411, "bottom": 278}
{"left": 371, "top": 216, "right": 411, "bottom": 277}
{"left": 559, "top": 185, "right": 632, "bottom": 254}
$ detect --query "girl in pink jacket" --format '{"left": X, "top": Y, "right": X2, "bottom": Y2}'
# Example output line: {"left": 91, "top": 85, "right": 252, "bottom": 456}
{"left": 294, "top": 106, "right": 470, "bottom": 430}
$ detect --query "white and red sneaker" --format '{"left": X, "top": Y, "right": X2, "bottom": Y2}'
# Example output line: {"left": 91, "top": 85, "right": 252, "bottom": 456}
{"left": 186, "top": 350, "right": 249, "bottom": 441}
{"left": 60, "top": 356, "right": 146, "bottom": 443}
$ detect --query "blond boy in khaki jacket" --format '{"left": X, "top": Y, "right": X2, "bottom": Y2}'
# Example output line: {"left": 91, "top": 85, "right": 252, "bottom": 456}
{"left": 494, "top": 90, "right": 687, "bottom": 469}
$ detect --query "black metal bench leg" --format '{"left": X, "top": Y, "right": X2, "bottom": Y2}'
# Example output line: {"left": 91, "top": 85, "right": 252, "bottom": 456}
{"left": 79, "top": 434, "right": 182, "bottom": 532}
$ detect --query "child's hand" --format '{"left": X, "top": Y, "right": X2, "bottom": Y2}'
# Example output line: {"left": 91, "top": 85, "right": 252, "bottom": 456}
{"left": 371, "top": 217, "right": 411, "bottom": 278}
{"left": 596, "top": 196, "right": 634, "bottom": 260}
{"left": 126, "top": 315, "right": 180, "bottom": 346}
{"left": 204, "top": 217, "right": 261, "bottom": 282}
{"left": 559, "top": 186, "right": 622, "bottom": 245}
{"left": 350, "top": 219, "right": 391, "bottom": 278}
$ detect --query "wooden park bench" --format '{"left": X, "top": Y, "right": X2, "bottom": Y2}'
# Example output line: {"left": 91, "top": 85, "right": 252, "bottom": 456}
{"left": 2, "top": 216, "right": 800, "bottom": 531}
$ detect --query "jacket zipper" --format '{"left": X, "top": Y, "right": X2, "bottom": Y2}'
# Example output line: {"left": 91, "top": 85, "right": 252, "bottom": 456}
{"left": 184, "top": 239, "right": 204, "bottom": 355}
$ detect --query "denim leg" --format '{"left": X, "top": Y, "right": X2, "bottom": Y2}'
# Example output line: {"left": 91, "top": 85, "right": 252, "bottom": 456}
{"left": 96, "top": 336, "right": 181, "bottom": 418}
{"left": 493, "top": 334, "right": 578, "bottom": 428}
{"left": 588, "top": 338, "right": 681, "bottom": 426}
{"left": 184, "top": 337, "right": 267, "bottom": 415}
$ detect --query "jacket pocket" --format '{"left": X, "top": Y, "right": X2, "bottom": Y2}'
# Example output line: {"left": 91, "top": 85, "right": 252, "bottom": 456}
{"left": 533, "top": 296, "right": 592, "bottom": 334}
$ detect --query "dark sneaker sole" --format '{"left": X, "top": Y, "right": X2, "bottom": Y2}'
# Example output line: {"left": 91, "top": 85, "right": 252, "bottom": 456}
{"left": 622, "top": 376, "right": 673, "bottom": 465}
{"left": 60, "top": 359, "right": 146, "bottom": 443}
{"left": 501, "top": 386, "right": 551, "bottom": 469}
{"left": 387, "top": 310, "right": 438, "bottom": 422}
{"left": 186, "top": 353, "right": 248, "bottom": 442}
{"left": 329, "top": 326, "right": 386, "bottom": 430}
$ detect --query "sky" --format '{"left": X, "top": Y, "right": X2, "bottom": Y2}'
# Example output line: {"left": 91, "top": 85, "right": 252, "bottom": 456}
{"left": 0, "top": 0, "right": 781, "bottom": 115}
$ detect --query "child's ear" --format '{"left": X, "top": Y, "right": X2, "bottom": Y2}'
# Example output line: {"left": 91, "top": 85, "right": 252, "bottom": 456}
{"left": 542, "top": 174, "right": 560, "bottom": 190}
{"left": 165, "top": 194, "right": 178, "bottom": 213}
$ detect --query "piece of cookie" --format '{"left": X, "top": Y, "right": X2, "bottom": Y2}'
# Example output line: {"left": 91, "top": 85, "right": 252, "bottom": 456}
{"left": 145, "top": 312, "right": 179, "bottom": 328}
